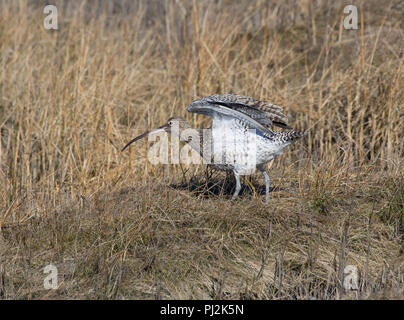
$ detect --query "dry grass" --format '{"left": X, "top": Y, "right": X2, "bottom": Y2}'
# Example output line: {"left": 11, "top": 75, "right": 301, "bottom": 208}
{"left": 0, "top": 0, "right": 403, "bottom": 299}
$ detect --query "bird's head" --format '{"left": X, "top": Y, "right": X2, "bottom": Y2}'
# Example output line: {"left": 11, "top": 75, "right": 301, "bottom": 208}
{"left": 121, "top": 117, "right": 191, "bottom": 152}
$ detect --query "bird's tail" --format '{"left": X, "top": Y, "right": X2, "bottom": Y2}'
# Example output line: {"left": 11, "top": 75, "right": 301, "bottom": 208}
{"left": 281, "top": 129, "right": 307, "bottom": 143}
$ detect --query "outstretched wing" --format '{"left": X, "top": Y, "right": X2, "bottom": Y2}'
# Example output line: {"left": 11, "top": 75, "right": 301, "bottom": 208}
{"left": 186, "top": 94, "right": 290, "bottom": 130}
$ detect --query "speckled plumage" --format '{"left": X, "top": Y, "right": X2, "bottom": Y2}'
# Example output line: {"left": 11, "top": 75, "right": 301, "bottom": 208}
{"left": 188, "top": 93, "right": 291, "bottom": 129}
{"left": 187, "top": 94, "right": 305, "bottom": 170}
{"left": 122, "top": 94, "right": 306, "bottom": 203}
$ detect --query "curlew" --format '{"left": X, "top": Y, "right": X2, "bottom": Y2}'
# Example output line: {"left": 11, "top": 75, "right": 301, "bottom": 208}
{"left": 122, "top": 94, "right": 306, "bottom": 203}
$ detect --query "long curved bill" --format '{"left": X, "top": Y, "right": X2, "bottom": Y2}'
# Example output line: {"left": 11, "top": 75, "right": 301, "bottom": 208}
{"left": 121, "top": 124, "right": 168, "bottom": 152}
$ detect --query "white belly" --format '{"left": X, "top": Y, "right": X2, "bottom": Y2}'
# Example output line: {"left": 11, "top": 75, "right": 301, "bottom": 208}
{"left": 210, "top": 114, "right": 290, "bottom": 175}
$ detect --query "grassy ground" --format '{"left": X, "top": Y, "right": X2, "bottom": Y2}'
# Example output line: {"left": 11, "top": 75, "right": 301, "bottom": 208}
{"left": 0, "top": 0, "right": 403, "bottom": 299}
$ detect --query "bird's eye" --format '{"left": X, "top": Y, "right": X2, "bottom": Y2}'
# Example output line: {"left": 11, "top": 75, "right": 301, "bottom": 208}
{"left": 168, "top": 121, "right": 173, "bottom": 126}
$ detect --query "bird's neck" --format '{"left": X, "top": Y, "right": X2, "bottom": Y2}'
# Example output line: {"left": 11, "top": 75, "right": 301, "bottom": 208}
{"left": 172, "top": 126, "right": 212, "bottom": 162}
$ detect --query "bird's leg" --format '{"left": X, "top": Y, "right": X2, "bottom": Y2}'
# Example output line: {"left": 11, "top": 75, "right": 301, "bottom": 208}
{"left": 205, "top": 165, "right": 213, "bottom": 192}
{"left": 231, "top": 172, "right": 241, "bottom": 201}
{"left": 258, "top": 164, "right": 270, "bottom": 204}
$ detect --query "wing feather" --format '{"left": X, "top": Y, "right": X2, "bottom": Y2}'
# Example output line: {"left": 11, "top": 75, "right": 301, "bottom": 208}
{"left": 187, "top": 94, "right": 290, "bottom": 129}
{"left": 187, "top": 102, "right": 274, "bottom": 137}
